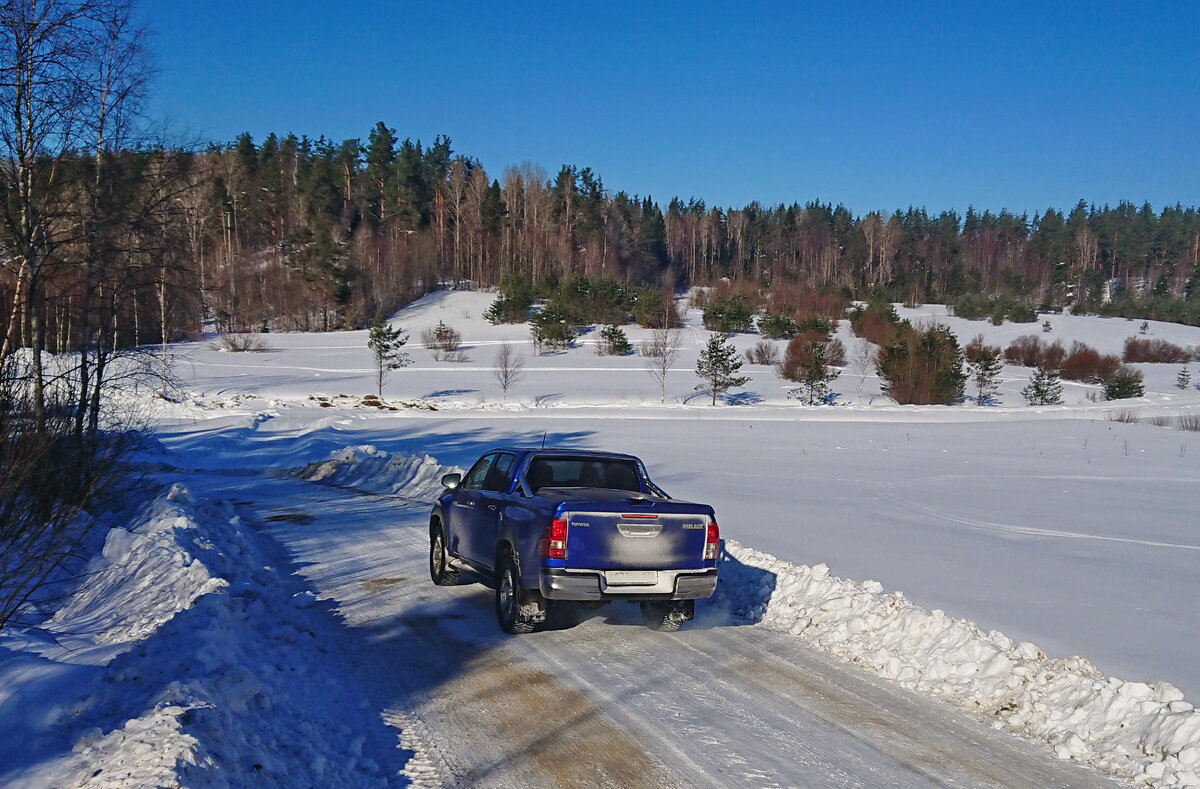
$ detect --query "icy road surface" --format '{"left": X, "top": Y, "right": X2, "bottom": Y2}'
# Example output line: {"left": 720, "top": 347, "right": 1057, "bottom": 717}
{"left": 179, "top": 469, "right": 1115, "bottom": 788}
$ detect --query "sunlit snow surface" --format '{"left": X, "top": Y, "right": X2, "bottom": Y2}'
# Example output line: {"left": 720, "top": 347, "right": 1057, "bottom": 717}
{"left": 2, "top": 289, "right": 1199, "bottom": 786}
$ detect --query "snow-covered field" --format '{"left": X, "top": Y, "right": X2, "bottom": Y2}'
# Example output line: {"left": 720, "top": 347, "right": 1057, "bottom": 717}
{"left": 3, "top": 289, "right": 1200, "bottom": 787}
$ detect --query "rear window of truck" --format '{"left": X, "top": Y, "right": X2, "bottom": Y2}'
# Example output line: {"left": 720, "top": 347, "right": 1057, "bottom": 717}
{"left": 526, "top": 456, "right": 642, "bottom": 493}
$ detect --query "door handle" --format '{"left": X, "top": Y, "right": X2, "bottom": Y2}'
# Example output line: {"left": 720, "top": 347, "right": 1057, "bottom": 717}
{"left": 487, "top": 505, "right": 498, "bottom": 511}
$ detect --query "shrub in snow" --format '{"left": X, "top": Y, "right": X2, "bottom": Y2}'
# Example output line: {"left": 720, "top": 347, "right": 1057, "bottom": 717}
{"left": 702, "top": 295, "right": 754, "bottom": 333}
{"left": 876, "top": 323, "right": 965, "bottom": 405}
{"left": 211, "top": 333, "right": 269, "bottom": 352}
{"left": 778, "top": 337, "right": 839, "bottom": 405}
{"left": 848, "top": 301, "right": 903, "bottom": 346}
{"left": 1059, "top": 341, "right": 1121, "bottom": 384}
{"left": 630, "top": 286, "right": 682, "bottom": 329}
{"left": 757, "top": 313, "right": 799, "bottom": 339}
{"left": 1123, "top": 336, "right": 1191, "bottom": 364}
{"left": 420, "top": 321, "right": 463, "bottom": 361}
{"left": 1004, "top": 335, "right": 1065, "bottom": 368}
{"left": 1178, "top": 365, "right": 1192, "bottom": 390}
{"left": 744, "top": 339, "right": 781, "bottom": 366}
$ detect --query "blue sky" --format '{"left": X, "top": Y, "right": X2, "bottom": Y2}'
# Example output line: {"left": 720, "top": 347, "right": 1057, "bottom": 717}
{"left": 144, "top": 1, "right": 1199, "bottom": 216}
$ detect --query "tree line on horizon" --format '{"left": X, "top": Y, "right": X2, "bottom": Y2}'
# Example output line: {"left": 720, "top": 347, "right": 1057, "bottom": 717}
{"left": 7, "top": 119, "right": 1200, "bottom": 359}
{"left": 173, "top": 125, "right": 1200, "bottom": 336}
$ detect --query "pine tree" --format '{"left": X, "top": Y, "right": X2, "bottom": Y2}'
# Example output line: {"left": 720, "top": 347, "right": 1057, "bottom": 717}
{"left": 779, "top": 338, "right": 840, "bottom": 405}
{"left": 367, "top": 318, "right": 412, "bottom": 397}
{"left": 597, "top": 325, "right": 632, "bottom": 356}
{"left": 966, "top": 347, "right": 1003, "bottom": 405}
{"left": 1022, "top": 365, "right": 1063, "bottom": 405}
{"left": 695, "top": 333, "right": 750, "bottom": 405}
{"left": 1177, "top": 364, "right": 1192, "bottom": 390}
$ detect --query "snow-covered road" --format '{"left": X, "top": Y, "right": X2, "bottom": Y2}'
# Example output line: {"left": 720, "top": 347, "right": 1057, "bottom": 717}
{"left": 178, "top": 468, "right": 1115, "bottom": 788}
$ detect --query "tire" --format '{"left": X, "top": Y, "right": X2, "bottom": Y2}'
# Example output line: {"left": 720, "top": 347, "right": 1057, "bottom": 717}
{"left": 496, "top": 553, "right": 544, "bottom": 634}
{"left": 641, "top": 600, "right": 692, "bottom": 632}
{"left": 429, "top": 524, "right": 459, "bottom": 586}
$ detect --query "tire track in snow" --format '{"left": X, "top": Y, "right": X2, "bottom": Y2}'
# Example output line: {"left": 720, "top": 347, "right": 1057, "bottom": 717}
{"left": 883, "top": 491, "right": 1200, "bottom": 551}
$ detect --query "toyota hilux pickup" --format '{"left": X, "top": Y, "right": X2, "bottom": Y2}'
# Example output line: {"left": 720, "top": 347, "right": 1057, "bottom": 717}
{"left": 429, "top": 448, "right": 720, "bottom": 633}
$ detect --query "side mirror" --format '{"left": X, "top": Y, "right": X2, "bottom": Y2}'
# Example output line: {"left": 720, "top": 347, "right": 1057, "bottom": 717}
{"left": 441, "top": 473, "right": 462, "bottom": 489}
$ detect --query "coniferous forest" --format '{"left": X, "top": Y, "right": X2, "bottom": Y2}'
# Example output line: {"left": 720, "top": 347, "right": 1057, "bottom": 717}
{"left": 170, "top": 125, "right": 1200, "bottom": 338}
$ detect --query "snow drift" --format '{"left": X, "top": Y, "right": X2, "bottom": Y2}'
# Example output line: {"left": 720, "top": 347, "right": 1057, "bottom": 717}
{"left": 294, "top": 445, "right": 462, "bottom": 502}
{"left": 0, "top": 485, "right": 398, "bottom": 788}
{"left": 716, "top": 540, "right": 1200, "bottom": 788}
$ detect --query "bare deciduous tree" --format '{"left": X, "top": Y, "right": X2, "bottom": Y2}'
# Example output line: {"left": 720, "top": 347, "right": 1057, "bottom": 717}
{"left": 641, "top": 328, "right": 682, "bottom": 403}
{"left": 494, "top": 342, "right": 524, "bottom": 401}
{"left": 850, "top": 338, "right": 876, "bottom": 399}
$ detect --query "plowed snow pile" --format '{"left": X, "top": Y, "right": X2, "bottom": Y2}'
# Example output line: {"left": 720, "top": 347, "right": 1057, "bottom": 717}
{"left": 294, "top": 444, "right": 463, "bottom": 501}
{"left": 716, "top": 540, "right": 1200, "bottom": 788}
{"left": 0, "top": 486, "right": 395, "bottom": 788}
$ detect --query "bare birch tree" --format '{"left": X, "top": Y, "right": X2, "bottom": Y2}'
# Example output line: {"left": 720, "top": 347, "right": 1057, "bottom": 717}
{"left": 641, "top": 328, "right": 682, "bottom": 403}
{"left": 493, "top": 342, "right": 524, "bottom": 401}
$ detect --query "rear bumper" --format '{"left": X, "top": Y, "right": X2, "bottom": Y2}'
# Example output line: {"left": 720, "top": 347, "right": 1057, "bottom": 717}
{"left": 539, "top": 568, "right": 718, "bottom": 601}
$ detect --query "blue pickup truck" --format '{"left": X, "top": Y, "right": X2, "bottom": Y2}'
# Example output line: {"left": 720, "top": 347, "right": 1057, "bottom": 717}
{"left": 429, "top": 448, "right": 720, "bottom": 633}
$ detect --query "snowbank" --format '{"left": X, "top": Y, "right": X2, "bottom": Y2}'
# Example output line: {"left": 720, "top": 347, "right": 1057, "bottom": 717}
{"left": 294, "top": 444, "right": 462, "bottom": 502}
{"left": 0, "top": 485, "right": 397, "bottom": 788}
{"left": 716, "top": 539, "right": 1200, "bottom": 788}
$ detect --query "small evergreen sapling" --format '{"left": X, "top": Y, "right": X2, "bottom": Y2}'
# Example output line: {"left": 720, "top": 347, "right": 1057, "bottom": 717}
{"left": 695, "top": 333, "right": 750, "bottom": 405}
{"left": 1022, "top": 365, "right": 1063, "bottom": 406}
{"left": 367, "top": 318, "right": 412, "bottom": 398}
{"left": 596, "top": 325, "right": 632, "bottom": 356}
{"left": 966, "top": 347, "right": 1003, "bottom": 405}
{"left": 1104, "top": 366, "right": 1145, "bottom": 401}
{"left": 1177, "top": 365, "right": 1192, "bottom": 390}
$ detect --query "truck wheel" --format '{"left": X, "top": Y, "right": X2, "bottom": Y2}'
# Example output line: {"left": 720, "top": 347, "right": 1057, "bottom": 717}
{"left": 641, "top": 601, "right": 693, "bottom": 632}
{"left": 429, "top": 525, "right": 459, "bottom": 586}
{"left": 496, "top": 554, "right": 544, "bottom": 634}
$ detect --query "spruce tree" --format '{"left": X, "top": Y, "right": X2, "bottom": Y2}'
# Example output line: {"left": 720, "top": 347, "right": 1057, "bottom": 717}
{"left": 1022, "top": 365, "right": 1063, "bottom": 405}
{"left": 1177, "top": 365, "right": 1192, "bottom": 390}
{"left": 1104, "top": 367, "right": 1145, "bottom": 401}
{"left": 966, "top": 347, "right": 1003, "bottom": 405}
{"left": 367, "top": 318, "right": 412, "bottom": 397}
{"left": 695, "top": 333, "right": 750, "bottom": 405}
{"left": 597, "top": 325, "right": 632, "bottom": 355}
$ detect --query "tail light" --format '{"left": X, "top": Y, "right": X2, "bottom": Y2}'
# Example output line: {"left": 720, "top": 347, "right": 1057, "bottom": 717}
{"left": 704, "top": 518, "right": 720, "bottom": 560}
{"left": 540, "top": 517, "right": 568, "bottom": 559}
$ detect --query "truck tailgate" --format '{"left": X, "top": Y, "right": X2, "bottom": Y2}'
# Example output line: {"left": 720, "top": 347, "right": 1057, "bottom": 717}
{"left": 562, "top": 510, "right": 711, "bottom": 571}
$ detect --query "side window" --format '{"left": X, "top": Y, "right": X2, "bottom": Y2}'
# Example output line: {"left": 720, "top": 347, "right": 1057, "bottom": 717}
{"left": 483, "top": 453, "right": 516, "bottom": 492}
{"left": 462, "top": 454, "right": 496, "bottom": 490}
